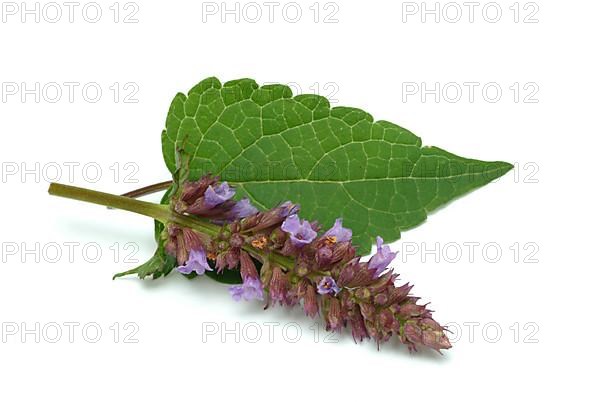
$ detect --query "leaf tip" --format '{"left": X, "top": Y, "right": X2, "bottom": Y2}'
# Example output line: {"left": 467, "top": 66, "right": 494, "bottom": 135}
{"left": 497, "top": 161, "right": 515, "bottom": 176}
{"left": 112, "top": 268, "right": 139, "bottom": 280}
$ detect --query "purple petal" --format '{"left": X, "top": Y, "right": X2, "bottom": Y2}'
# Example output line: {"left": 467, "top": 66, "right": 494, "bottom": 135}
{"left": 282, "top": 215, "right": 317, "bottom": 247}
{"left": 324, "top": 218, "right": 352, "bottom": 243}
{"left": 297, "top": 221, "right": 318, "bottom": 244}
{"left": 177, "top": 248, "right": 213, "bottom": 275}
{"left": 368, "top": 236, "right": 397, "bottom": 276}
{"left": 229, "top": 278, "right": 264, "bottom": 301}
{"left": 176, "top": 264, "right": 194, "bottom": 275}
{"left": 317, "top": 277, "right": 341, "bottom": 295}
{"left": 230, "top": 198, "right": 259, "bottom": 219}
{"left": 281, "top": 214, "right": 301, "bottom": 233}
{"left": 204, "top": 182, "right": 235, "bottom": 208}
{"left": 229, "top": 285, "right": 245, "bottom": 302}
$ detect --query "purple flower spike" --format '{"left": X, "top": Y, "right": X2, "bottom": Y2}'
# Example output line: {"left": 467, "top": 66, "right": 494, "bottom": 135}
{"left": 317, "top": 277, "right": 341, "bottom": 295}
{"left": 368, "top": 236, "right": 397, "bottom": 276}
{"left": 323, "top": 218, "right": 352, "bottom": 243}
{"left": 229, "top": 278, "right": 264, "bottom": 302}
{"left": 281, "top": 214, "right": 317, "bottom": 247}
{"left": 177, "top": 248, "right": 213, "bottom": 275}
{"left": 230, "top": 198, "right": 258, "bottom": 219}
{"left": 204, "top": 182, "right": 235, "bottom": 208}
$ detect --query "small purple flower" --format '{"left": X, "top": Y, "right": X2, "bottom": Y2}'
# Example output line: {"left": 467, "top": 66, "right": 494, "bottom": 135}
{"left": 229, "top": 277, "right": 264, "bottom": 302}
{"left": 230, "top": 198, "right": 259, "bottom": 219}
{"left": 368, "top": 236, "right": 397, "bottom": 276}
{"left": 281, "top": 214, "right": 317, "bottom": 247}
{"left": 323, "top": 218, "right": 352, "bottom": 243}
{"left": 317, "top": 276, "right": 341, "bottom": 295}
{"left": 177, "top": 248, "right": 213, "bottom": 275}
{"left": 204, "top": 182, "right": 235, "bottom": 208}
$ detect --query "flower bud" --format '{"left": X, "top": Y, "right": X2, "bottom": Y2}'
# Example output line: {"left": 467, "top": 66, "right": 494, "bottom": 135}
{"left": 240, "top": 214, "right": 260, "bottom": 231}
{"left": 215, "top": 253, "right": 227, "bottom": 271}
{"left": 251, "top": 202, "right": 297, "bottom": 232}
{"left": 359, "top": 302, "right": 376, "bottom": 321}
{"left": 374, "top": 292, "right": 388, "bottom": 306}
{"left": 403, "top": 322, "right": 422, "bottom": 345}
{"left": 331, "top": 241, "right": 354, "bottom": 263}
{"left": 183, "top": 228, "right": 209, "bottom": 251}
{"left": 280, "top": 238, "right": 299, "bottom": 256}
{"left": 378, "top": 309, "right": 399, "bottom": 333}
{"left": 388, "top": 283, "right": 413, "bottom": 305}
{"left": 340, "top": 261, "right": 376, "bottom": 288}
{"left": 176, "top": 232, "right": 188, "bottom": 266}
{"left": 270, "top": 227, "right": 287, "bottom": 247}
{"left": 349, "top": 306, "right": 369, "bottom": 342}
{"left": 326, "top": 297, "right": 343, "bottom": 331}
{"left": 340, "top": 291, "right": 355, "bottom": 311}
{"left": 180, "top": 176, "right": 217, "bottom": 203}
{"left": 354, "top": 287, "right": 371, "bottom": 300}
{"left": 316, "top": 246, "right": 333, "bottom": 267}
{"left": 229, "top": 233, "right": 244, "bottom": 249}
{"left": 368, "top": 272, "right": 395, "bottom": 294}
{"left": 239, "top": 251, "right": 259, "bottom": 281}
{"left": 303, "top": 283, "right": 319, "bottom": 318}
{"left": 269, "top": 266, "right": 288, "bottom": 305}
{"left": 364, "top": 320, "right": 378, "bottom": 340}
{"left": 259, "top": 260, "right": 273, "bottom": 288}
{"left": 396, "top": 303, "right": 427, "bottom": 318}
{"left": 226, "top": 249, "right": 239, "bottom": 269}
{"left": 421, "top": 326, "right": 452, "bottom": 351}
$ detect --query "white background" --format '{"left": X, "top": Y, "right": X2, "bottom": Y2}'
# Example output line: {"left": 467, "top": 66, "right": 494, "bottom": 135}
{"left": 1, "top": 0, "right": 597, "bottom": 400}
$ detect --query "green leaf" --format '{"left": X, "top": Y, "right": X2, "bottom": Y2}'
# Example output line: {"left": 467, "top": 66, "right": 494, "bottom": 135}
{"left": 113, "top": 244, "right": 175, "bottom": 280}
{"left": 162, "top": 77, "right": 512, "bottom": 253}
{"left": 203, "top": 262, "right": 243, "bottom": 284}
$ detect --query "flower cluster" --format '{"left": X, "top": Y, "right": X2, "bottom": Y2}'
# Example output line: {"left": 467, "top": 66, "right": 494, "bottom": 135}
{"left": 165, "top": 175, "right": 451, "bottom": 353}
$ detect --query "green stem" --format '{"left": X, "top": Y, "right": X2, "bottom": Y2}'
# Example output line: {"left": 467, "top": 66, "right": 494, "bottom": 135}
{"left": 48, "top": 183, "right": 295, "bottom": 270}
{"left": 49, "top": 182, "right": 221, "bottom": 236}
{"left": 49, "top": 183, "right": 171, "bottom": 222}
{"left": 169, "top": 212, "right": 220, "bottom": 237}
